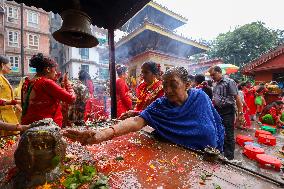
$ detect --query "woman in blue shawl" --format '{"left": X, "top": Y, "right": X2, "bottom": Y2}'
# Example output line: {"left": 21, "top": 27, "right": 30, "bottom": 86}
{"left": 63, "top": 67, "right": 224, "bottom": 151}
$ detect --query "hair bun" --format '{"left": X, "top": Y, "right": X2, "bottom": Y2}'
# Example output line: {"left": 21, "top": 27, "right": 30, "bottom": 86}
{"left": 29, "top": 53, "right": 44, "bottom": 69}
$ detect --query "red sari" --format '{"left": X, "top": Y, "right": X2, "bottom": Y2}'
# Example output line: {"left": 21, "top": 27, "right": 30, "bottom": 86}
{"left": 244, "top": 87, "right": 257, "bottom": 115}
{"left": 21, "top": 77, "right": 76, "bottom": 127}
{"left": 116, "top": 78, "right": 132, "bottom": 117}
{"left": 84, "top": 97, "right": 108, "bottom": 122}
{"left": 135, "top": 79, "right": 164, "bottom": 111}
{"left": 242, "top": 91, "right": 251, "bottom": 128}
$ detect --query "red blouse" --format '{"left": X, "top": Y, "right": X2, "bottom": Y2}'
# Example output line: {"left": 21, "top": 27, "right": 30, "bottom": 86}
{"left": 269, "top": 107, "right": 279, "bottom": 121}
{"left": 116, "top": 78, "right": 132, "bottom": 117}
{"left": 21, "top": 77, "right": 76, "bottom": 127}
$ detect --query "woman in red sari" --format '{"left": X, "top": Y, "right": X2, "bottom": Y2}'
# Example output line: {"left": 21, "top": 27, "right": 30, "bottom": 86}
{"left": 21, "top": 53, "right": 76, "bottom": 127}
{"left": 116, "top": 65, "right": 132, "bottom": 117}
{"left": 120, "top": 61, "right": 164, "bottom": 119}
{"left": 244, "top": 81, "right": 257, "bottom": 120}
{"left": 259, "top": 101, "right": 284, "bottom": 127}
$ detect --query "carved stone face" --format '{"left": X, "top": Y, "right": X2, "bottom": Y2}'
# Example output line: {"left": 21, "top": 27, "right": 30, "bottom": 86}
{"left": 14, "top": 119, "right": 66, "bottom": 176}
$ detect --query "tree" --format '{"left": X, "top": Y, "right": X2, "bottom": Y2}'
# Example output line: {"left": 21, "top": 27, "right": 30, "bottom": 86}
{"left": 208, "top": 22, "right": 284, "bottom": 68}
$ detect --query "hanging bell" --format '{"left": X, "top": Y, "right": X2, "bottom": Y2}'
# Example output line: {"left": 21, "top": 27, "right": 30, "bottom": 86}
{"left": 53, "top": 9, "right": 99, "bottom": 48}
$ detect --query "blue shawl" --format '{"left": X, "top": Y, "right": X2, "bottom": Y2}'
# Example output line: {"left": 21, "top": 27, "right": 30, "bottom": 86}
{"left": 140, "top": 89, "right": 224, "bottom": 151}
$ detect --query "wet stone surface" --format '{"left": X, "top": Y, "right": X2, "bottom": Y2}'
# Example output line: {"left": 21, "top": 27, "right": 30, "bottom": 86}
{"left": 13, "top": 119, "right": 66, "bottom": 188}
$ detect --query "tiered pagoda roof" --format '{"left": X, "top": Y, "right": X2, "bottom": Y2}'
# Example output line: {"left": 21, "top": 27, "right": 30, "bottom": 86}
{"left": 242, "top": 44, "right": 284, "bottom": 75}
{"left": 121, "top": 1, "right": 187, "bottom": 32}
{"left": 116, "top": 21, "right": 209, "bottom": 60}
{"left": 116, "top": 1, "right": 208, "bottom": 62}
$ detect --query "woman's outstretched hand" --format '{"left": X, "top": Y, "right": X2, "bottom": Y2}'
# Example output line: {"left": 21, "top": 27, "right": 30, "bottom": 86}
{"left": 62, "top": 129, "right": 98, "bottom": 145}
{"left": 119, "top": 110, "right": 139, "bottom": 120}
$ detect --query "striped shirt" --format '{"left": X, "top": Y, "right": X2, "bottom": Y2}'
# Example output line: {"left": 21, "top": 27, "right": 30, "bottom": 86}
{"left": 213, "top": 77, "right": 238, "bottom": 108}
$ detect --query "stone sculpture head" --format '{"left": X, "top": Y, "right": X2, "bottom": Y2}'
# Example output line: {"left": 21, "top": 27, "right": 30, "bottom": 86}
{"left": 14, "top": 118, "right": 66, "bottom": 176}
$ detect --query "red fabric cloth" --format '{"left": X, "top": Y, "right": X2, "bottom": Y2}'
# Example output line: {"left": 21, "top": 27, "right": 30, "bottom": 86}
{"left": 269, "top": 107, "right": 278, "bottom": 121}
{"left": 244, "top": 87, "right": 257, "bottom": 115}
{"left": 21, "top": 77, "right": 76, "bottom": 127}
{"left": 0, "top": 99, "right": 5, "bottom": 106}
{"left": 84, "top": 97, "right": 108, "bottom": 122}
{"left": 134, "top": 80, "right": 164, "bottom": 111}
{"left": 116, "top": 78, "right": 132, "bottom": 117}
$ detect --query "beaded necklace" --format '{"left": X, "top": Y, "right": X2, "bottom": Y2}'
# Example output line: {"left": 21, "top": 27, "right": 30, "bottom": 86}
{"left": 136, "top": 79, "right": 158, "bottom": 103}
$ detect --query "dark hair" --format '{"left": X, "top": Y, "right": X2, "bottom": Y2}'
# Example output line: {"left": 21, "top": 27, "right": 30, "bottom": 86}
{"left": 163, "top": 66, "right": 188, "bottom": 83}
{"left": 245, "top": 81, "right": 252, "bottom": 86}
{"left": 29, "top": 53, "right": 57, "bottom": 73}
{"left": 194, "top": 74, "right": 205, "bottom": 85}
{"left": 188, "top": 74, "right": 195, "bottom": 82}
{"left": 142, "top": 61, "right": 160, "bottom": 75}
{"left": 238, "top": 82, "right": 246, "bottom": 90}
{"left": 207, "top": 80, "right": 213, "bottom": 87}
{"left": 256, "top": 86, "right": 265, "bottom": 93}
{"left": 210, "top": 66, "right": 222, "bottom": 73}
{"left": 0, "top": 55, "right": 9, "bottom": 64}
{"left": 116, "top": 65, "right": 127, "bottom": 76}
{"left": 263, "top": 100, "right": 284, "bottom": 113}
{"left": 79, "top": 70, "right": 91, "bottom": 81}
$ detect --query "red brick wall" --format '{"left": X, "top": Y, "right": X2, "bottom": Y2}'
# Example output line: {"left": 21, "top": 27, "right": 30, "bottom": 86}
{"left": 3, "top": 2, "right": 50, "bottom": 76}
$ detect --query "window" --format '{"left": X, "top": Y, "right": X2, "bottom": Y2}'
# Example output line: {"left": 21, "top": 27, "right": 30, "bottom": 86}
{"left": 28, "top": 34, "right": 39, "bottom": 50}
{"left": 7, "top": 6, "right": 18, "bottom": 23}
{"left": 99, "top": 68, "right": 109, "bottom": 80}
{"left": 8, "top": 31, "right": 19, "bottom": 47}
{"left": 27, "top": 11, "right": 39, "bottom": 27}
{"left": 79, "top": 48, "right": 89, "bottom": 59}
{"left": 81, "top": 65, "right": 89, "bottom": 73}
{"left": 8, "top": 56, "right": 19, "bottom": 72}
{"left": 27, "top": 56, "right": 36, "bottom": 73}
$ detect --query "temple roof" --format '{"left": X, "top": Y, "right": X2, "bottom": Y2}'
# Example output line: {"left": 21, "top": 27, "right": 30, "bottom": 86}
{"left": 116, "top": 22, "right": 209, "bottom": 60}
{"left": 121, "top": 1, "right": 188, "bottom": 32}
{"left": 7, "top": 0, "right": 151, "bottom": 29}
{"left": 242, "top": 44, "right": 284, "bottom": 74}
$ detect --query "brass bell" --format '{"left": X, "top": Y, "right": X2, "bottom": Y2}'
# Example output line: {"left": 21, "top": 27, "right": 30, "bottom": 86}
{"left": 53, "top": 9, "right": 99, "bottom": 48}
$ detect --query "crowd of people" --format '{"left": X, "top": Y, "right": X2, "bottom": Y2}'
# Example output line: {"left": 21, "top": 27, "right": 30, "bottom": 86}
{"left": 0, "top": 53, "right": 283, "bottom": 163}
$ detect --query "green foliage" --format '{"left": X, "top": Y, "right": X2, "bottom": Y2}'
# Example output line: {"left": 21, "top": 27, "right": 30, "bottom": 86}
{"left": 208, "top": 22, "right": 284, "bottom": 68}
{"left": 63, "top": 165, "right": 97, "bottom": 189}
{"left": 90, "top": 175, "right": 109, "bottom": 189}
{"left": 262, "top": 114, "right": 274, "bottom": 125}
{"left": 281, "top": 112, "right": 284, "bottom": 122}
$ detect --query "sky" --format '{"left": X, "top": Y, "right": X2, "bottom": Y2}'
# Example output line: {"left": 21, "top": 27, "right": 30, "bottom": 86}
{"left": 155, "top": 0, "right": 284, "bottom": 40}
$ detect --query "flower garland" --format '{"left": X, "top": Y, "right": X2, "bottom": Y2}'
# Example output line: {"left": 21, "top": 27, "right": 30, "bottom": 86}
{"left": 136, "top": 79, "right": 158, "bottom": 104}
